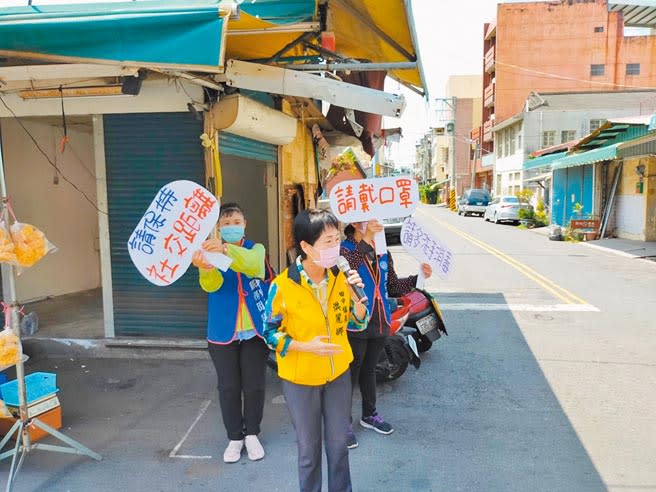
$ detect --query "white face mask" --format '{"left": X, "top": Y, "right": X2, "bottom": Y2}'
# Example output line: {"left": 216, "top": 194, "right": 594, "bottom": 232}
{"left": 312, "top": 244, "right": 340, "bottom": 269}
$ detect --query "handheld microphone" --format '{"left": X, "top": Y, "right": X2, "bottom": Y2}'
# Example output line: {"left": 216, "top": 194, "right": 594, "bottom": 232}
{"left": 336, "top": 256, "right": 368, "bottom": 305}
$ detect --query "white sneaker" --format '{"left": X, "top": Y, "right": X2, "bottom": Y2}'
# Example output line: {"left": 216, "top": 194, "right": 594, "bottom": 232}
{"left": 223, "top": 440, "right": 244, "bottom": 463}
{"left": 244, "top": 435, "right": 265, "bottom": 461}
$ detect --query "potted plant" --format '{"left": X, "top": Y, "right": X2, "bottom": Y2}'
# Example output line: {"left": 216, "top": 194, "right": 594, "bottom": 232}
{"left": 519, "top": 207, "right": 536, "bottom": 228}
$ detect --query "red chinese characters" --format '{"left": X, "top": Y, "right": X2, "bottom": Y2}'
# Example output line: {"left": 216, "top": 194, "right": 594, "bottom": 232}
{"left": 334, "top": 185, "right": 357, "bottom": 215}
{"left": 396, "top": 178, "right": 414, "bottom": 208}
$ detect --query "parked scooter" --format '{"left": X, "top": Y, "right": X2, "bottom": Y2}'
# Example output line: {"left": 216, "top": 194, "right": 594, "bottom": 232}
{"left": 376, "top": 289, "right": 448, "bottom": 383}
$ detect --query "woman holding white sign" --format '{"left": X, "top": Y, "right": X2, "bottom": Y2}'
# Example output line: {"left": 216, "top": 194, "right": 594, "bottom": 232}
{"left": 341, "top": 220, "right": 432, "bottom": 449}
{"left": 192, "top": 203, "right": 274, "bottom": 464}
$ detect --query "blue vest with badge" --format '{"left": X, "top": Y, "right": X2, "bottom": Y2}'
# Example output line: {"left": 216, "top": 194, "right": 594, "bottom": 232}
{"left": 341, "top": 240, "right": 391, "bottom": 331}
{"left": 207, "top": 239, "right": 270, "bottom": 344}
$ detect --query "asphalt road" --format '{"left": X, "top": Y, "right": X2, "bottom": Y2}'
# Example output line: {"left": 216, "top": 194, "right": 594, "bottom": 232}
{"left": 4, "top": 204, "right": 656, "bottom": 492}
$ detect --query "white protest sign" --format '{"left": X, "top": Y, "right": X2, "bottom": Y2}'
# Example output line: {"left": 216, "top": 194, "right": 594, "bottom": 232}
{"left": 401, "top": 216, "right": 454, "bottom": 279}
{"left": 128, "top": 180, "right": 220, "bottom": 286}
{"left": 328, "top": 176, "right": 419, "bottom": 222}
{"left": 329, "top": 176, "right": 419, "bottom": 256}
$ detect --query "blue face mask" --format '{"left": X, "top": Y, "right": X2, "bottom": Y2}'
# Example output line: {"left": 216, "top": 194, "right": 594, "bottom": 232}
{"left": 220, "top": 225, "right": 245, "bottom": 243}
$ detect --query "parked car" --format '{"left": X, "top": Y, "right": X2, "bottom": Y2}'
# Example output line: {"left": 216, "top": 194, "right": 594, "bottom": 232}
{"left": 457, "top": 189, "right": 491, "bottom": 217}
{"left": 484, "top": 195, "right": 531, "bottom": 224}
{"left": 383, "top": 216, "right": 406, "bottom": 243}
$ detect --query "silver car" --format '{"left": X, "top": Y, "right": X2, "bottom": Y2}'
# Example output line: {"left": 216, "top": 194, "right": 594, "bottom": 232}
{"left": 484, "top": 196, "right": 523, "bottom": 224}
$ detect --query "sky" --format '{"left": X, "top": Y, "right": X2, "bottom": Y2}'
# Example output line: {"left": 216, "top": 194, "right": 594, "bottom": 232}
{"left": 384, "top": 0, "right": 546, "bottom": 168}
{"left": 0, "top": 0, "right": 600, "bottom": 167}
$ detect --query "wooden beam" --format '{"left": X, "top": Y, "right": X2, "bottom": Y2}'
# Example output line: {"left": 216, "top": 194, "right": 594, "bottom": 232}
{"left": 0, "top": 50, "right": 225, "bottom": 75}
{"left": 0, "top": 63, "right": 138, "bottom": 82}
{"left": 18, "top": 86, "right": 124, "bottom": 99}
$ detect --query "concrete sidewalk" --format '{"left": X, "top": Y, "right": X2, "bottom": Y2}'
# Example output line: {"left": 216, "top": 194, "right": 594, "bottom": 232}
{"left": 527, "top": 226, "right": 656, "bottom": 261}
{"left": 583, "top": 237, "right": 656, "bottom": 259}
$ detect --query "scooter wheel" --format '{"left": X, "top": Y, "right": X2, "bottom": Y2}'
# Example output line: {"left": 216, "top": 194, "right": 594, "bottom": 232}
{"left": 375, "top": 336, "right": 409, "bottom": 383}
{"left": 266, "top": 351, "right": 278, "bottom": 372}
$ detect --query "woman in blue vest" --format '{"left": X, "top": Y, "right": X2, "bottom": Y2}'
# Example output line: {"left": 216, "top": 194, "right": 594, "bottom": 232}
{"left": 341, "top": 220, "right": 432, "bottom": 449}
{"left": 192, "top": 202, "right": 273, "bottom": 464}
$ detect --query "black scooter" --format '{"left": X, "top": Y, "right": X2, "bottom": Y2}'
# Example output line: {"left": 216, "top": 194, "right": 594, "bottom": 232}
{"left": 375, "top": 290, "right": 448, "bottom": 383}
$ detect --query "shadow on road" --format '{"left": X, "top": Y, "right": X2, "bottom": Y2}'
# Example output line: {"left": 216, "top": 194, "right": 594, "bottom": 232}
{"left": 361, "top": 291, "right": 607, "bottom": 491}
{"left": 2, "top": 292, "right": 608, "bottom": 492}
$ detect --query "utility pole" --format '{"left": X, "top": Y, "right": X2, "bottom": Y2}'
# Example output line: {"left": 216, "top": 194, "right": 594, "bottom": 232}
{"left": 435, "top": 96, "right": 457, "bottom": 209}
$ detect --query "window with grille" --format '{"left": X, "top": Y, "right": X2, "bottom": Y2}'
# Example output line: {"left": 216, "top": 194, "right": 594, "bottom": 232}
{"left": 542, "top": 131, "right": 556, "bottom": 148}
{"left": 561, "top": 130, "right": 576, "bottom": 142}
{"left": 590, "top": 64, "right": 605, "bottom": 76}
{"left": 626, "top": 63, "right": 640, "bottom": 76}
{"left": 594, "top": 26, "right": 604, "bottom": 33}
{"left": 590, "top": 119, "right": 606, "bottom": 132}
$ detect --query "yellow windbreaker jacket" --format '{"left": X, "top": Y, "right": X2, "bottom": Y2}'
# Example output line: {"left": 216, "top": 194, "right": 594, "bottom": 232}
{"left": 262, "top": 261, "right": 368, "bottom": 386}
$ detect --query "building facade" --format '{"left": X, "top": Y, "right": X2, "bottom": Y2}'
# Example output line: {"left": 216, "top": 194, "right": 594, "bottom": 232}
{"left": 493, "top": 90, "right": 656, "bottom": 199}
{"left": 473, "top": 0, "right": 656, "bottom": 194}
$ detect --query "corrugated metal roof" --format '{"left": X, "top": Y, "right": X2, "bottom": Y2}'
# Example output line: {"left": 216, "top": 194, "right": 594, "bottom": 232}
{"left": 618, "top": 133, "right": 656, "bottom": 158}
{"left": 609, "top": 2, "right": 656, "bottom": 27}
{"left": 523, "top": 151, "right": 567, "bottom": 170}
{"left": 552, "top": 143, "right": 622, "bottom": 170}
{"left": 531, "top": 91, "right": 656, "bottom": 112}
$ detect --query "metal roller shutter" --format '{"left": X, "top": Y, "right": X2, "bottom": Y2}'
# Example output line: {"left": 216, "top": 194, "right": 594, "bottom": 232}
{"left": 104, "top": 112, "right": 207, "bottom": 337}
{"left": 218, "top": 131, "right": 278, "bottom": 162}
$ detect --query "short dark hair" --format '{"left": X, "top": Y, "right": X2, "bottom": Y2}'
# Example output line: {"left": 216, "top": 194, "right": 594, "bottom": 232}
{"left": 344, "top": 224, "right": 355, "bottom": 239}
{"left": 294, "top": 209, "right": 339, "bottom": 259}
{"left": 219, "top": 202, "right": 244, "bottom": 219}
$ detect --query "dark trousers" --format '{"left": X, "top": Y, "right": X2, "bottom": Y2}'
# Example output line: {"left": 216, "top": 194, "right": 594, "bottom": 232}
{"left": 349, "top": 335, "right": 386, "bottom": 419}
{"left": 282, "top": 371, "right": 353, "bottom": 492}
{"left": 208, "top": 336, "right": 269, "bottom": 441}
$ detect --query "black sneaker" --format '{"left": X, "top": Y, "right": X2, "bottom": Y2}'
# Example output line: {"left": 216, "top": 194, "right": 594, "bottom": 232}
{"left": 359, "top": 414, "right": 394, "bottom": 435}
{"left": 346, "top": 425, "right": 358, "bottom": 449}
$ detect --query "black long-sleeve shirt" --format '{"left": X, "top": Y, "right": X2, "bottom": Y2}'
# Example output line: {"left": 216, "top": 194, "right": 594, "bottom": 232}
{"left": 340, "top": 239, "right": 417, "bottom": 338}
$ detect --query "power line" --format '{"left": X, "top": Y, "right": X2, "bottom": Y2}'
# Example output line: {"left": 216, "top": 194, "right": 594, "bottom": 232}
{"left": 495, "top": 61, "right": 656, "bottom": 91}
{"left": 0, "top": 94, "right": 106, "bottom": 215}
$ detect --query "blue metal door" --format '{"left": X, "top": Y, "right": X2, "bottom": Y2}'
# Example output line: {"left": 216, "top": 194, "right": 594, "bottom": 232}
{"left": 552, "top": 169, "right": 567, "bottom": 226}
{"left": 565, "top": 166, "right": 583, "bottom": 224}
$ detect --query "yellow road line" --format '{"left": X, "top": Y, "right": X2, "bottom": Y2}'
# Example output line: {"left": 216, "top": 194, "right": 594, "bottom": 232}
{"left": 418, "top": 209, "right": 589, "bottom": 305}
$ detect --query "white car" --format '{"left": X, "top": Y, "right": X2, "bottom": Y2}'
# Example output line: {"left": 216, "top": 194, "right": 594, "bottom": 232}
{"left": 484, "top": 196, "right": 524, "bottom": 224}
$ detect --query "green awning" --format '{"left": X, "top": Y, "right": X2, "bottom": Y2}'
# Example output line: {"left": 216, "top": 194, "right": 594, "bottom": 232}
{"left": 0, "top": 1, "right": 229, "bottom": 69}
{"left": 523, "top": 151, "right": 567, "bottom": 170}
{"left": 240, "top": 0, "right": 316, "bottom": 24}
{"left": 552, "top": 143, "right": 621, "bottom": 170}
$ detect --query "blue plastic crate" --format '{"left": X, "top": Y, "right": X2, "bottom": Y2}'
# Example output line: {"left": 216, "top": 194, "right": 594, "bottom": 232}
{"left": 0, "top": 372, "right": 58, "bottom": 407}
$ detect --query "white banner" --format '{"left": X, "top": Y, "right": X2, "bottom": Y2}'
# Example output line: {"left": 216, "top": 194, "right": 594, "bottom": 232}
{"left": 128, "top": 180, "right": 220, "bottom": 286}
{"left": 401, "top": 216, "right": 453, "bottom": 279}
{"left": 328, "top": 176, "right": 419, "bottom": 222}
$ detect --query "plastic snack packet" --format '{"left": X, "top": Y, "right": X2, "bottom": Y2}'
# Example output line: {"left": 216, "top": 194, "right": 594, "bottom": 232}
{"left": 0, "top": 327, "right": 20, "bottom": 368}
{"left": 0, "top": 398, "right": 11, "bottom": 418}
{"left": 10, "top": 222, "right": 56, "bottom": 268}
{"left": 0, "top": 222, "right": 17, "bottom": 264}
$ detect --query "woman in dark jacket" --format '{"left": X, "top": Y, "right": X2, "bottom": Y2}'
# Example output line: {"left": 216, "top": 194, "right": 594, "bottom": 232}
{"left": 340, "top": 220, "right": 432, "bottom": 449}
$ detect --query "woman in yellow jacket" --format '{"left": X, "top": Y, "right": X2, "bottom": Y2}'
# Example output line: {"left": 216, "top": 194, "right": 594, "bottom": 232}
{"left": 263, "top": 209, "right": 368, "bottom": 492}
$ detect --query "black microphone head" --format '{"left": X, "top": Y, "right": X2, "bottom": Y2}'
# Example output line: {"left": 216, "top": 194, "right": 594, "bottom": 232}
{"left": 336, "top": 255, "right": 351, "bottom": 273}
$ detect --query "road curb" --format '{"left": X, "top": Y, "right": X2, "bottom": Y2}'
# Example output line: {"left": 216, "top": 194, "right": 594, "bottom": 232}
{"left": 22, "top": 336, "right": 211, "bottom": 360}
{"left": 581, "top": 242, "right": 656, "bottom": 265}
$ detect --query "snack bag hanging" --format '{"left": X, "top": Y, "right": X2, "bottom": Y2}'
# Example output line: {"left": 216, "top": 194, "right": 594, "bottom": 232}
{"left": 10, "top": 222, "right": 56, "bottom": 268}
{"left": 0, "top": 222, "right": 17, "bottom": 264}
{"left": 0, "top": 327, "right": 20, "bottom": 368}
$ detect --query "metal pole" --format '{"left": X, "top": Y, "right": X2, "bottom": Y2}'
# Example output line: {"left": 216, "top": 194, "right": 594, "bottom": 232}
{"left": 449, "top": 97, "right": 457, "bottom": 192}
{"left": 0, "top": 118, "right": 100, "bottom": 492}
{"left": 284, "top": 62, "right": 418, "bottom": 72}
{"left": 0, "top": 121, "right": 32, "bottom": 491}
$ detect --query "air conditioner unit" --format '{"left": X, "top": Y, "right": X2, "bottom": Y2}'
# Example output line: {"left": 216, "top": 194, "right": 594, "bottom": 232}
{"left": 211, "top": 94, "right": 297, "bottom": 145}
